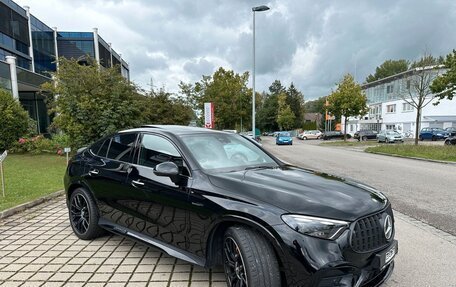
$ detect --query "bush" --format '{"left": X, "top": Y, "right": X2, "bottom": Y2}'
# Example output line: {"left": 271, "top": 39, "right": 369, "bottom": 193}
{"left": 0, "top": 89, "right": 31, "bottom": 151}
{"left": 9, "top": 134, "right": 70, "bottom": 155}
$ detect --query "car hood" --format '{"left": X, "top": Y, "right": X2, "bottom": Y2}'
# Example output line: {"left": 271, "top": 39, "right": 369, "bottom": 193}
{"left": 207, "top": 166, "right": 387, "bottom": 221}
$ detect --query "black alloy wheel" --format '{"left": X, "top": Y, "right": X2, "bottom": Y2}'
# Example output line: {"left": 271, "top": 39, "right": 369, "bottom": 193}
{"left": 224, "top": 237, "right": 248, "bottom": 287}
{"left": 69, "top": 188, "right": 105, "bottom": 240}
{"left": 70, "top": 193, "right": 90, "bottom": 234}
{"left": 223, "top": 226, "right": 281, "bottom": 287}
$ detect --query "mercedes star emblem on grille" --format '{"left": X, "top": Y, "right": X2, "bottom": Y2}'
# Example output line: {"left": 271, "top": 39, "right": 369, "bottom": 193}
{"left": 384, "top": 214, "right": 393, "bottom": 240}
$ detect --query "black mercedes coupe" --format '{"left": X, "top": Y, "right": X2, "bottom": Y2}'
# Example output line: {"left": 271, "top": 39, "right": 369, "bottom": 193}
{"left": 65, "top": 125, "right": 397, "bottom": 287}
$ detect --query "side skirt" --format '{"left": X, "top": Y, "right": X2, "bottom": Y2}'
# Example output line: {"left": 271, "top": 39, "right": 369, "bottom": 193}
{"left": 98, "top": 218, "right": 206, "bottom": 267}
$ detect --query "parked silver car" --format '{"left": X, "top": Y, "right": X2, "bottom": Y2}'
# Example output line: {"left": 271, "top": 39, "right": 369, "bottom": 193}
{"left": 377, "top": 130, "right": 404, "bottom": 143}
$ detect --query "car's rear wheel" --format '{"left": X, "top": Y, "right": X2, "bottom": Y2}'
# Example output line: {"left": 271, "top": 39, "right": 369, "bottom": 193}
{"left": 69, "top": 188, "right": 105, "bottom": 240}
{"left": 445, "top": 140, "right": 451, "bottom": 145}
{"left": 362, "top": 136, "right": 367, "bottom": 141}
{"left": 303, "top": 136, "right": 307, "bottom": 140}
{"left": 223, "top": 226, "right": 280, "bottom": 287}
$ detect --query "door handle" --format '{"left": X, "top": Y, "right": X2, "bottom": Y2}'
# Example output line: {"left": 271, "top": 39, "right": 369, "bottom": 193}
{"left": 131, "top": 180, "right": 144, "bottom": 187}
{"left": 88, "top": 169, "right": 99, "bottom": 176}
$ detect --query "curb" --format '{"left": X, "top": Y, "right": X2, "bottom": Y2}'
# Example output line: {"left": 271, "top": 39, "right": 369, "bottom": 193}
{"left": 0, "top": 190, "right": 65, "bottom": 219}
{"left": 365, "top": 150, "right": 456, "bottom": 165}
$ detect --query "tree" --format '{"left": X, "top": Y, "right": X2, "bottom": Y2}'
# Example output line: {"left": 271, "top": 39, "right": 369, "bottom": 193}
{"left": 327, "top": 74, "right": 367, "bottom": 141}
{"left": 42, "top": 58, "right": 143, "bottom": 147}
{"left": 256, "top": 80, "right": 284, "bottom": 132}
{"left": 430, "top": 49, "right": 456, "bottom": 102}
{"left": 366, "top": 59, "right": 409, "bottom": 83}
{"left": 140, "top": 87, "right": 193, "bottom": 125}
{"left": 257, "top": 93, "right": 279, "bottom": 132}
{"left": 401, "top": 55, "right": 443, "bottom": 145}
{"left": 0, "top": 89, "right": 32, "bottom": 151}
{"left": 286, "top": 83, "right": 305, "bottom": 128}
{"left": 277, "top": 92, "right": 295, "bottom": 131}
{"left": 183, "top": 67, "right": 252, "bottom": 130}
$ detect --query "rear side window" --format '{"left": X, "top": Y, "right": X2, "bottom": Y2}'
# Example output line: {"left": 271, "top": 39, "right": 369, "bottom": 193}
{"left": 90, "top": 139, "right": 109, "bottom": 157}
{"left": 106, "top": 133, "right": 137, "bottom": 162}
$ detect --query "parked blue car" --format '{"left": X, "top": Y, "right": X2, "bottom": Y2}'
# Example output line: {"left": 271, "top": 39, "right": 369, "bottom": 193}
{"left": 276, "top": 132, "right": 293, "bottom": 145}
{"left": 419, "top": 127, "right": 450, "bottom": 141}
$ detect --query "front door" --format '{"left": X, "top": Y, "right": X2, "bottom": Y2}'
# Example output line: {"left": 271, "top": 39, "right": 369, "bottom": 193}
{"left": 127, "top": 133, "right": 192, "bottom": 251}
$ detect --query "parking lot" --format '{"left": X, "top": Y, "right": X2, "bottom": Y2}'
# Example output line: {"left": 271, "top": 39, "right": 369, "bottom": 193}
{"left": 0, "top": 137, "right": 455, "bottom": 286}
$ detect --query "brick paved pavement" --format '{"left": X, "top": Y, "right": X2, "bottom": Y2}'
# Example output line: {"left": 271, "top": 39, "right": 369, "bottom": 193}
{"left": 0, "top": 197, "right": 225, "bottom": 287}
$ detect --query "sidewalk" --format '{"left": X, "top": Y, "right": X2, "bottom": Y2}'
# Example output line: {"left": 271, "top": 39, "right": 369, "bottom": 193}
{"left": 0, "top": 197, "right": 225, "bottom": 287}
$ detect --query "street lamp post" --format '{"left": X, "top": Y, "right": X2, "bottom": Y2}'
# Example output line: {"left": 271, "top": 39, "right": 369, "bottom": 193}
{"left": 252, "top": 5, "right": 270, "bottom": 138}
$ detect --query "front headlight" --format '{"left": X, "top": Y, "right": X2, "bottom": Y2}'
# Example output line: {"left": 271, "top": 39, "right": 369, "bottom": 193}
{"left": 281, "top": 215, "right": 349, "bottom": 240}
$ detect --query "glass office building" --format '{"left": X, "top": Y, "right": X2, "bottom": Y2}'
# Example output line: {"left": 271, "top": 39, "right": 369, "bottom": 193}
{"left": 0, "top": 0, "right": 130, "bottom": 134}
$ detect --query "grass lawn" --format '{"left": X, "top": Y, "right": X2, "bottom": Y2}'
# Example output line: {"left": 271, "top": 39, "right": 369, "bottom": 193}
{"left": 365, "top": 144, "right": 456, "bottom": 162}
{"left": 0, "top": 154, "right": 67, "bottom": 212}
{"left": 320, "top": 140, "right": 380, "bottom": 147}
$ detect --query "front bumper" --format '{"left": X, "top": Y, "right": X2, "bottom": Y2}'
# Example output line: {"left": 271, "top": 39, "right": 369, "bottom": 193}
{"left": 272, "top": 216, "right": 397, "bottom": 287}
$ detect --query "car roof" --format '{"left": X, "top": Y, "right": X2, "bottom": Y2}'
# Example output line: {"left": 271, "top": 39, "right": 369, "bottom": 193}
{"left": 120, "top": 125, "right": 228, "bottom": 136}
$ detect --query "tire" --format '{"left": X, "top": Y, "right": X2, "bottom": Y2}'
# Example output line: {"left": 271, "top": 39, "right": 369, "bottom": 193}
{"left": 419, "top": 136, "right": 424, "bottom": 141}
{"left": 445, "top": 140, "right": 451, "bottom": 145}
{"left": 303, "top": 137, "right": 307, "bottom": 140}
{"left": 362, "top": 136, "right": 367, "bottom": 141}
{"left": 69, "top": 187, "right": 105, "bottom": 240}
{"left": 386, "top": 138, "right": 389, "bottom": 143}
{"left": 432, "top": 136, "right": 436, "bottom": 141}
{"left": 223, "top": 226, "right": 280, "bottom": 287}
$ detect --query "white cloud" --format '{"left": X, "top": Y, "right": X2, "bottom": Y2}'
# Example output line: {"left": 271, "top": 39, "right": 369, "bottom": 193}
{"left": 15, "top": 0, "right": 456, "bottom": 99}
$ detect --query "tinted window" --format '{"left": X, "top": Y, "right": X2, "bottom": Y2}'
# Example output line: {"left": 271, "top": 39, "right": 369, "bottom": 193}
{"left": 106, "top": 133, "right": 137, "bottom": 162}
{"left": 90, "top": 139, "right": 109, "bottom": 157}
{"left": 138, "top": 134, "right": 182, "bottom": 169}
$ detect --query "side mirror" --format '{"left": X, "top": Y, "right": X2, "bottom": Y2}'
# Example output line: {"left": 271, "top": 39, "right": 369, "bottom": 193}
{"left": 154, "top": 162, "right": 179, "bottom": 177}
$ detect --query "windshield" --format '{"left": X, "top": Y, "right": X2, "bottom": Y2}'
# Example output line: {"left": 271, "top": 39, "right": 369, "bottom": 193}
{"left": 279, "top": 132, "right": 290, "bottom": 137}
{"left": 181, "top": 133, "right": 277, "bottom": 172}
{"left": 387, "top": 131, "right": 399, "bottom": 135}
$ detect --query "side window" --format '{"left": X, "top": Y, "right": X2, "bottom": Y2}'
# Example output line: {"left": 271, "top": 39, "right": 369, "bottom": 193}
{"left": 91, "top": 139, "right": 110, "bottom": 157}
{"left": 138, "top": 134, "right": 187, "bottom": 175}
{"left": 106, "top": 133, "right": 137, "bottom": 162}
{"left": 90, "top": 139, "right": 105, "bottom": 155}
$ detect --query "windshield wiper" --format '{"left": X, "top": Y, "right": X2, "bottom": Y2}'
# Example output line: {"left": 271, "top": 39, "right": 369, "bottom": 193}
{"left": 244, "top": 165, "right": 277, "bottom": 171}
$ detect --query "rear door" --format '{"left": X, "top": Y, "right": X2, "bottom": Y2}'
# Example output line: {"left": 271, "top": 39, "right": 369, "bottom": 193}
{"left": 84, "top": 133, "right": 141, "bottom": 227}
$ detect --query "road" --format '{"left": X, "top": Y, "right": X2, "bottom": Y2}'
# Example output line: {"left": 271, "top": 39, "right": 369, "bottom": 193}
{"left": 262, "top": 137, "right": 456, "bottom": 286}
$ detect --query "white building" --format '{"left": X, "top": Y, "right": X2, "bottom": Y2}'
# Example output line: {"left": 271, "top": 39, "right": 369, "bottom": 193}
{"left": 343, "top": 66, "right": 456, "bottom": 136}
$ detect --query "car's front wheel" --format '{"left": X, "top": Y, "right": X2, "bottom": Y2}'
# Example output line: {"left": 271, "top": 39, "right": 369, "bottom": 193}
{"left": 69, "top": 187, "right": 105, "bottom": 240}
{"left": 223, "top": 226, "right": 280, "bottom": 287}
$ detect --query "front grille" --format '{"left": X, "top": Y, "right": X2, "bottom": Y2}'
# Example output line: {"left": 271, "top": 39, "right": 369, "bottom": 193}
{"left": 350, "top": 210, "right": 390, "bottom": 253}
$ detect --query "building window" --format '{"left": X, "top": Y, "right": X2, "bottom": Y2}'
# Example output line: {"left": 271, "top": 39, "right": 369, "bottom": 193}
{"left": 402, "top": 102, "right": 414, "bottom": 112}
{"left": 386, "top": 104, "right": 396, "bottom": 113}
{"left": 386, "top": 85, "right": 394, "bottom": 94}
{"left": 386, "top": 124, "right": 396, "bottom": 130}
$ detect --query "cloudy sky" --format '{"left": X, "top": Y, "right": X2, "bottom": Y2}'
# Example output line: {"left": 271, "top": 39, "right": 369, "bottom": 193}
{"left": 16, "top": 0, "right": 456, "bottom": 99}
